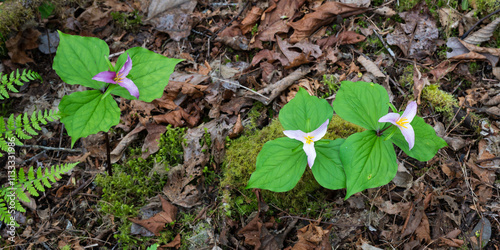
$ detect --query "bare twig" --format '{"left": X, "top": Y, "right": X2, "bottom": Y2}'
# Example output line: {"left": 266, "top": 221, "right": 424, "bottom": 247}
{"left": 212, "top": 76, "right": 270, "bottom": 100}
{"left": 372, "top": 29, "right": 395, "bottom": 58}
{"left": 17, "top": 144, "right": 82, "bottom": 153}
{"left": 253, "top": 66, "right": 312, "bottom": 105}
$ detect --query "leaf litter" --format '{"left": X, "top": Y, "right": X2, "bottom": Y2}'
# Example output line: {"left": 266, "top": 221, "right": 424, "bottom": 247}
{"left": 2, "top": 0, "right": 500, "bottom": 249}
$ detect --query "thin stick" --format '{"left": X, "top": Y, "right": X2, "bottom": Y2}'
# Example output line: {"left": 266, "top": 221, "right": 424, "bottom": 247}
{"left": 372, "top": 29, "right": 395, "bottom": 58}
{"left": 105, "top": 132, "right": 112, "bottom": 176}
{"left": 212, "top": 77, "right": 270, "bottom": 100}
{"left": 461, "top": 8, "right": 500, "bottom": 40}
{"left": 17, "top": 144, "right": 82, "bottom": 153}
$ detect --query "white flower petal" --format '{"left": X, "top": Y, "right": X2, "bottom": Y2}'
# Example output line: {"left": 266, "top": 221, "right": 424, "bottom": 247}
{"left": 401, "top": 124, "right": 415, "bottom": 150}
{"left": 378, "top": 113, "right": 400, "bottom": 125}
{"left": 401, "top": 101, "right": 417, "bottom": 122}
{"left": 309, "top": 119, "right": 329, "bottom": 142}
{"left": 283, "top": 129, "right": 307, "bottom": 143}
{"left": 303, "top": 142, "right": 316, "bottom": 168}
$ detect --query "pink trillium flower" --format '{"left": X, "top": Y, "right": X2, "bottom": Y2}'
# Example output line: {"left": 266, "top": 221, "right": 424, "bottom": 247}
{"left": 283, "top": 119, "right": 329, "bottom": 168}
{"left": 92, "top": 54, "right": 139, "bottom": 99}
{"left": 378, "top": 101, "right": 417, "bottom": 150}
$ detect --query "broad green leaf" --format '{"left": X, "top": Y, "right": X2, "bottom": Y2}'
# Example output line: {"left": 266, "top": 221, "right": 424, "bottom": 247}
{"left": 311, "top": 139, "right": 346, "bottom": 190}
{"left": 246, "top": 137, "right": 307, "bottom": 192}
{"left": 279, "top": 88, "right": 333, "bottom": 132}
{"left": 111, "top": 47, "right": 183, "bottom": 102}
{"left": 389, "top": 116, "right": 447, "bottom": 161}
{"left": 59, "top": 90, "right": 120, "bottom": 147}
{"left": 341, "top": 130, "right": 397, "bottom": 199}
{"left": 332, "top": 81, "right": 389, "bottom": 130}
{"left": 53, "top": 31, "right": 109, "bottom": 90}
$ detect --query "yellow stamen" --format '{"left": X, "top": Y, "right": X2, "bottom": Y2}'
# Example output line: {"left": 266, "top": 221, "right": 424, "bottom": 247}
{"left": 396, "top": 117, "right": 409, "bottom": 129}
{"left": 304, "top": 135, "right": 314, "bottom": 144}
{"left": 114, "top": 72, "right": 123, "bottom": 83}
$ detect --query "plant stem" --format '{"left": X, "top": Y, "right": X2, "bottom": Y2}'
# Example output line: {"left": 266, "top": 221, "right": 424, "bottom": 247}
{"left": 105, "top": 132, "right": 112, "bottom": 176}
{"left": 377, "top": 125, "right": 392, "bottom": 136}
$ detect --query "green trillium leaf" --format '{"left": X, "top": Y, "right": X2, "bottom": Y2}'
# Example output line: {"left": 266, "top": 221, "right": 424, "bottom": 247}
{"left": 111, "top": 47, "right": 183, "bottom": 102}
{"left": 279, "top": 88, "right": 333, "bottom": 132}
{"left": 389, "top": 116, "right": 448, "bottom": 161}
{"left": 53, "top": 31, "right": 109, "bottom": 90}
{"left": 341, "top": 130, "right": 397, "bottom": 199}
{"left": 59, "top": 90, "right": 120, "bottom": 147}
{"left": 311, "top": 139, "right": 346, "bottom": 190}
{"left": 332, "top": 81, "right": 389, "bottom": 131}
{"left": 246, "top": 137, "right": 307, "bottom": 192}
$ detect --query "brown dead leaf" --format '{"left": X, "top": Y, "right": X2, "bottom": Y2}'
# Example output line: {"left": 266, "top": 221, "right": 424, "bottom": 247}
{"left": 277, "top": 37, "right": 322, "bottom": 68}
{"left": 428, "top": 61, "right": 459, "bottom": 82}
{"left": 104, "top": 0, "right": 133, "bottom": 12}
{"left": 446, "top": 37, "right": 497, "bottom": 65}
{"left": 292, "top": 224, "right": 329, "bottom": 250}
{"left": 6, "top": 28, "right": 41, "bottom": 64}
{"left": 413, "top": 66, "right": 430, "bottom": 105}
{"left": 128, "top": 196, "right": 177, "bottom": 236}
{"left": 240, "top": 6, "right": 264, "bottom": 34}
{"left": 77, "top": 3, "right": 112, "bottom": 27}
{"left": 141, "top": 123, "right": 168, "bottom": 159}
{"left": 145, "top": 0, "right": 197, "bottom": 41}
{"left": 357, "top": 56, "right": 384, "bottom": 78}
{"left": 253, "top": 0, "right": 307, "bottom": 47}
{"left": 251, "top": 49, "right": 287, "bottom": 66}
{"left": 373, "top": 197, "right": 411, "bottom": 217}
{"left": 317, "top": 31, "right": 366, "bottom": 47}
{"left": 161, "top": 234, "right": 181, "bottom": 249}
{"left": 386, "top": 2, "right": 438, "bottom": 59}
{"left": 288, "top": 2, "right": 367, "bottom": 43}
{"left": 401, "top": 206, "right": 424, "bottom": 238}
{"left": 463, "top": 17, "right": 500, "bottom": 45}
{"left": 110, "top": 123, "right": 146, "bottom": 163}
{"left": 415, "top": 213, "right": 431, "bottom": 243}
{"left": 229, "top": 114, "right": 244, "bottom": 139}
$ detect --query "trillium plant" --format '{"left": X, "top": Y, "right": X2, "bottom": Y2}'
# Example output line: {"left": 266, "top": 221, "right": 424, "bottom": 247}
{"left": 53, "top": 31, "right": 181, "bottom": 174}
{"left": 247, "top": 82, "right": 447, "bottom": 199}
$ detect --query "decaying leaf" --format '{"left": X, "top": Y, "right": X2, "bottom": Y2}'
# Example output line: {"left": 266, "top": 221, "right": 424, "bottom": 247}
{"left": 6, "top": 28, "right": 41, "bottom": 64}
{"left": 144, "top": 0, "right": 197, "bottom": 41}
{"left": 292, "top": 224, "right": 330, "bottom": 249}
{"left": 161, "top": 234, "right": 181, "bottom": 249}
{"left": 253, "top": 0, "right": 307, "bottom": 47}
{"left": 463, "top": 17, "right": 500, "bottom": 45}
{"left": 317, "top": 31, "right": 365, "bottom": 47}
{"left": 357, "top": 56, "right": 385, "bottom": 78}
{"left": 288, "top": 2, "right": 367, "bottom": 43}
{"left": 240, "top": 6, "right": 264, "bottom": 34}
{"left": 128, "top": 196, "right": 177, "bottom": 236}
{"left": 446, "top": 37, "right": 498, "bottom": 65}
{"left": 277, "top": 37, "right": 321, "bottom": 68}
{"left": 386, "top": 2, "right": 438, "bottom": 59}
{"left": 110, "top": 123, "right": 146, "bottom": 163}
{"left": 413, "top": 66, "right": 430, "bottom": 105}
{"left": 374, "top": 6, "right": 395, "bottom": 16}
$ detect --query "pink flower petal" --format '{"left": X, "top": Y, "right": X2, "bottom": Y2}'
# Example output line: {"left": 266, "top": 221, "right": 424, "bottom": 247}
{"left": 118, "top": 78, "right": 139, "bottom": 99}
{"left": 401, "top": 101, "right": 417, "bottom": 122}
{"left": 401, "top": 124, "right": 415, "bottom": 150}
{"left": 283, "top": 129, "right": 307, "bottom": 143}
{"left": 92, "top": 71, "right": 117, "bottom": 84}
{"left": 378, "top": 113, "right": 400, "bottom": 125}
{"left": 119, "top": 54, "right": 133, "bottom": 77}
{"left": 309, "top": 119, "right": 329, "bottom": 142}
{"left": 302, "top": 142, "right": 316, "bottom": 168}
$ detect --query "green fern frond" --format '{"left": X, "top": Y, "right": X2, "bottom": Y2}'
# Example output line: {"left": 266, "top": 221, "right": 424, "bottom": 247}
{"left": 0, "top": 69, "right": 42, "bottom": 100}
{"left": 0, "top": 162, "right": 78, "bottom": 225}
{"left": 0, "top": 109, "right": 60, "bottom": 157}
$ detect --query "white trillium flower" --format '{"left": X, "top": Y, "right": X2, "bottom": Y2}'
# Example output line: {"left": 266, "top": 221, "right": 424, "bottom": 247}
{"left": 283, "top": 119, "right": 329, "bottom": 168}
{"left": 378, "top": 101, "right": 417, "bottom": 150}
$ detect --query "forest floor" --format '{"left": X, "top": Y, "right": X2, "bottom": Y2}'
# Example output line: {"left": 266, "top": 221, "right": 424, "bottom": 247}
{"left": 0, "top": 0, "right": 500, "bottom": 249}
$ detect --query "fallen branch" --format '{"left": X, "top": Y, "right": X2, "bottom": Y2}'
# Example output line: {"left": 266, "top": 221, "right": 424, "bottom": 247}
{"left": 252, "top": 66, "right": 312, "bottom": 105}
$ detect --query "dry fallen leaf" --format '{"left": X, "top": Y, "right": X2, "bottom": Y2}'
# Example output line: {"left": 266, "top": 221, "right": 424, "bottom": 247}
{"left": 6, "top": 28, "right": 41, "bottom": 64}
{"left": 316, "top": 31, "right": 366, "bottom": 47}
{"left": 128, "top": 196, "right": 177, "bottom": 236}
{"left": 463, "top": 17, "right": 500, "bottom": 45}
{"left": 357, "top": 56, "right": 385, "bottom": 78}
{"left": 161, "top": 233, "right": 181, "bottom": 249}
{"left": 240, "top": 6, "right": 264, "bottom": 34}
{"left": 277, "top": 37, "right": 321, "bottom": 68}
{"left": 288, "top": 2, "right": 367, "bottom": 43}
{"left": 292, "top": 224, "right": 330, "bottom": 250}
